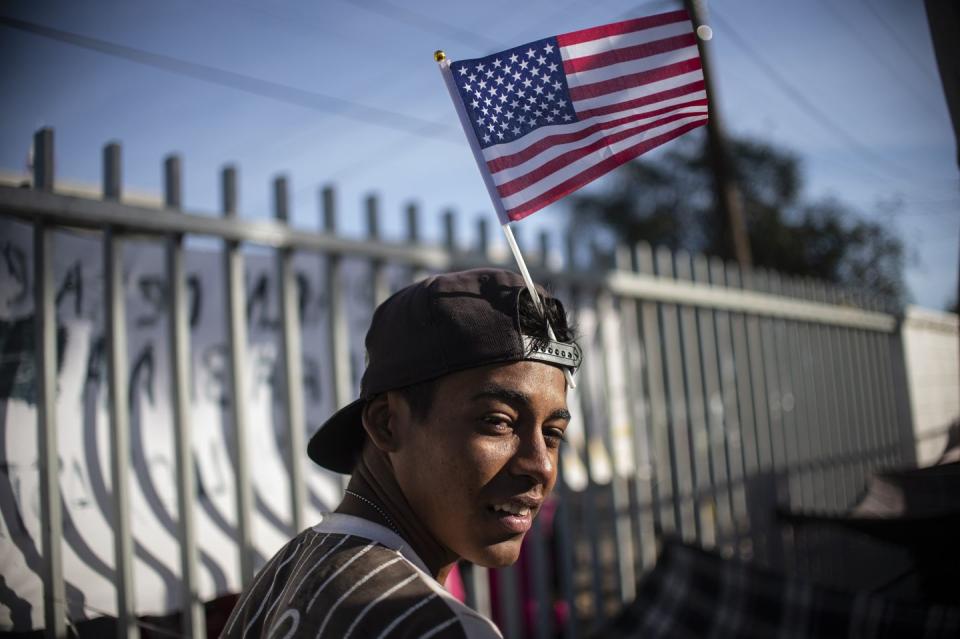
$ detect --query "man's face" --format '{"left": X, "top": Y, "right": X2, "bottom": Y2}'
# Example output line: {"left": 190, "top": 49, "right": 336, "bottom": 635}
{"left": 389, "top": 360, "right": 569, "bottom": 567}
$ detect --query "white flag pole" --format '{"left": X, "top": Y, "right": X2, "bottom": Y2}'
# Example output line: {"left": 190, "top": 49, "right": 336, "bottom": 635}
{"left": 436, "top": 50, "right": 576, "bottom": 388}
{"left": 501, "top": 222, "right": 577, "bottom": 388}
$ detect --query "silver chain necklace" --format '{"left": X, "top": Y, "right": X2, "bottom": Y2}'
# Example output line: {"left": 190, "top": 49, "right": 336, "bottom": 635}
{"left": 344, "top": 490, "right": 401, "bottom": 535}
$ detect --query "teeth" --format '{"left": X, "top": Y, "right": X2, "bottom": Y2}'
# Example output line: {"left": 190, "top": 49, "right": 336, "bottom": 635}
{"left": 492, "top": 503, "right": 531, "bottom": 517}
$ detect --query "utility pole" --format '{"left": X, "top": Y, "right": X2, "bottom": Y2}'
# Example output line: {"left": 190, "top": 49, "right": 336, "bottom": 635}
{"left": 684, "top": 0, "right": 752, "bottom": 269}
{"left": 922, "top": 0, "right": 959, "bottom": 393}
{"left": 924, "top": 0, "right": 960, "bottom": 172}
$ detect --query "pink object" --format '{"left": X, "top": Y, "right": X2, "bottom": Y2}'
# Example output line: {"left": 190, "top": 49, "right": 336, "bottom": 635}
{"left": 445, "top": 562, "right": 467, "bottom": 603}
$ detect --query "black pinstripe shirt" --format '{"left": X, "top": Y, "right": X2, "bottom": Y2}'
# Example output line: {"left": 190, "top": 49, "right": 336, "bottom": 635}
{"left": 222, "top": 513, "right": 502, "bottom": 639}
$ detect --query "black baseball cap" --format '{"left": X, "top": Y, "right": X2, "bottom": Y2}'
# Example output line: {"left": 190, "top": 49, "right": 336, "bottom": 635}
{"left": 307, "top": 267, "right": 581, "bottom": 474}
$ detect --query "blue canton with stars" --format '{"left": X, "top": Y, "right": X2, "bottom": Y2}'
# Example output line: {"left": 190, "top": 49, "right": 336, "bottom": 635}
{"left": 450, "top": 37, "right": 578, "bottom": 150}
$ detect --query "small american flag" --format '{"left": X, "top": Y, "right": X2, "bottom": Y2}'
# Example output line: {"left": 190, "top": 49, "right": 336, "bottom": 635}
{"left": 442, "top": 9, "right": 708, "bottom": 223}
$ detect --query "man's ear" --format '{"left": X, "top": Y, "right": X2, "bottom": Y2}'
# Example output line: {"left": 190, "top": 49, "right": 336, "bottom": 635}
{"left": 361, "top": 393, "right": 403, "bottom": 453}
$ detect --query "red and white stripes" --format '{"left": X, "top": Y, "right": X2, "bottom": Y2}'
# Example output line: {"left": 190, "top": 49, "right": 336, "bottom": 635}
{"left": 482, "top": 10, "right": 708, "bottom": 221}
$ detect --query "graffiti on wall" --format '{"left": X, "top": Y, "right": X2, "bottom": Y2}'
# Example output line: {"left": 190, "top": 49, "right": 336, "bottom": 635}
{"left": 0, "top": 219, "right": 410, "bottom": 630}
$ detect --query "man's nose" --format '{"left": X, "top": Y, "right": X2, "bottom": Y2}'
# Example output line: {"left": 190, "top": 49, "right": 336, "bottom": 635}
{"left": 510, "top": 427, "right": 554, "bottom": 485}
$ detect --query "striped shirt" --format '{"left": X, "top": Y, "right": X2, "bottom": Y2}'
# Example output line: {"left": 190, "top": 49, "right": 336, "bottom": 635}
{"left": 222, "top": 513, "right": 502, "bottom": 639}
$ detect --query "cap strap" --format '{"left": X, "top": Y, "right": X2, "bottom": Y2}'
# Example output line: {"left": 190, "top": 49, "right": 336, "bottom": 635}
{"left": 522, "top": 335, "right": 582, "bottom": 369}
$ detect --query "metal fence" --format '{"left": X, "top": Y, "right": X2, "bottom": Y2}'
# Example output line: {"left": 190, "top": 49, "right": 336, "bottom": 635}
{"left": 0, "top": 128, "right": 916, "bottom": 638}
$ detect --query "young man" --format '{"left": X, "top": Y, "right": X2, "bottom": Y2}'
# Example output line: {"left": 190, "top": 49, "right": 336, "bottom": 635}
{"left": 223, "top": 268, "right": 580, "bottom": 638}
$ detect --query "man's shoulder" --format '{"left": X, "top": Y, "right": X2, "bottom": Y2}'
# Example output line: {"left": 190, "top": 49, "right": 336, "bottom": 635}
{"left": 224, "top": 527, "right": 501, "bottom": 638}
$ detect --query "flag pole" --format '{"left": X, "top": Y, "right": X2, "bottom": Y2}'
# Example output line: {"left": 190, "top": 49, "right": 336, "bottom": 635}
{"left": 435, "top": 50, "right": 575, "bottom": 388}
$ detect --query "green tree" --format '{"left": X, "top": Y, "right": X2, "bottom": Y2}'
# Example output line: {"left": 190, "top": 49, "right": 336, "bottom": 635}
{"left": 570, "top": 131, "right": 907, "bottom": 306}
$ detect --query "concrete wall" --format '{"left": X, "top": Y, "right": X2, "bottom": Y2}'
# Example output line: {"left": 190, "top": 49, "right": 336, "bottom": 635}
{"left": 901, "top": 305, "right": 960, "bottom": 465}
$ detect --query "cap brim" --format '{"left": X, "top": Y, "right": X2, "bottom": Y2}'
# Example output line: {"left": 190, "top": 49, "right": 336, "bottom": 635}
{"left": 307, "top": 398, "right": 366, "bottom": 474}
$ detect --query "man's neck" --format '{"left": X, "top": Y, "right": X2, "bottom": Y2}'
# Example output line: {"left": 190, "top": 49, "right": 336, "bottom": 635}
{"left": 336, "top": 447, "right": 459, "bottom": 583}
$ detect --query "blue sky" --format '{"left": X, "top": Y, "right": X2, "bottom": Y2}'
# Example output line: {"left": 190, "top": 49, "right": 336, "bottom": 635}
{"left": 1, "top": 0, "right": 957, "bottom": 309}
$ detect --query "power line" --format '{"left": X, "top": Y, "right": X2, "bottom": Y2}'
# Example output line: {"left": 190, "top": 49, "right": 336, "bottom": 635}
{"left": 0, "top": 15, "right": 459, "bottom": 143}
{"left": 816, "top": 0, "right": 944, "bottom": 120}
{"left": 709, "top": 10, "right": 923, "bottom": 186}
{"left": 858, "top": 0, "right": 941, "bottom": 85}
{"left": 341, "top": 0, "right": 502, "bottom": 53}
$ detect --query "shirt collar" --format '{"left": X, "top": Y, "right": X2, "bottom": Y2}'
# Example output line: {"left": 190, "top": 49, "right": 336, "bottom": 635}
{"left": 312, "top": 512, "right": 433, "bottom": 577}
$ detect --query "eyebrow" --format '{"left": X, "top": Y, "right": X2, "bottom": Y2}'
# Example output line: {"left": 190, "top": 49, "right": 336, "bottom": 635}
{"left": 471, "top": 384, "right": 571, "bottom": 422}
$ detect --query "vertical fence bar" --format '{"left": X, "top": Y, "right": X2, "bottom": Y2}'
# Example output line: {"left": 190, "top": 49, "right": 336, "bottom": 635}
{"left": 693, "top": 255, "right": 735, "bottom": 549}
{"left": 495, "top": 562, "right": 522, "bottom": 639}
{"left": 635, "top": 243, "right": 677, "bottom": 537}
{"left": 462, "top": 563, "right": 492, "bottom": 624}
{"left": 801, "top": 280, "right": 831, "bottom": 511}
{"left": 529, "top": 516, "right": 553, "bottom": 639}
{"left": 782, "top": 278, "right": 813, "bottom": 573}
{"left": 868, "top": 302, "right": 902, "bottom": 467}
{"left": 322, "top": 186, "right": 352, "bottom": 493}
{"left": 538, "top": 231, "right": 550, "bottom": 269}
{"left": 103, "top": 143, "right": 139, "bottom": 638}
{"left": 442, "top": 209, "right": 456, "bottom": 253}
{"left": 322, "top": 186, "right": 352, "bottom": 409}
{"left": 405, "top": 202, "right": 428, "bottom": 282}
{"left": 742, "top": 271, "right": 774, "bottom": 480}
{"left": 875, "top": 295, "right": 898, "bottom": 464}
{"left": 756, "top": 271, "right": 787, "bottom": 481}
{"left": 405, "top": 201, "right": 419, "bottom": 245}
{"left": 880, "top": 319, "right": 902, "bottom": 466}
{"left": 864, "top": 298, "right": 886, "bottom": 466}
{"left": 770, "top": 274, "right": 801, "bottom": 511}
{"left": 554, "top": 459, "right": 579, "bottom": 639}
{"left": 826, "top": 287, "right": 854, "bottom": 505}
{"left": 710, "top": 258, "right": 749, "bottom": 542}
{"left": 872, "top": 329, "right": 896, "bottom": 466}
{"left": 806, "top": 281, "right": 832, "bottom": 509}
{"left": 850, "top": 304, "right": 880, "bottom": 476}
{"left": 754, "top": 270, "right": 786, "bottom": 566}
{"left": 850, "top": 309, "right": 875, "bottom": 483}
{"left": 553, "top": 239, "right": 578, "bottom": 635}
{"left": 887, "top": 323, "right": 917, "bottom": 466}
{"left": 33, "top": 128, "right": 55, "bottom": 192}
{"left": 365, "top": 194, "right": 390, "bottom": 305}
{"left": 564, "top": 289, "right": 606, "bottom": 626}
{"left": 275, "top": 176, "right": 306, "bottom": 535}
{"left": 784, "top": 279, "right": 813, "bottom": 509}
{"left": 616, "top": 245, "right": 657, "bottom": 571}
{"left": 813, "top": 282, "right": 844, "bottom": 510}
{"left": 675, "top": 251, "right": 714, "bottom": 547}
{"left": 857, "top": 325, "right": 884, "bottom": 471}
{"left": 33, "top": 128, "right": 67, "bottom": 639}
{"left": 221, "top": 165, "right": 254, "bottom": 587}
{"left": 656, "top": 246, "right": 698, "bottom": 542}
{"left": 725, "top": 263, "right": 760, "bottom": 557}
{"left": 831, "top": 287, "right": 856, "bottom": 505}
{"left": 164, "top": 156, "right": 205, "bottom": 639}
{"left": 861, "top": 328, "right": 886, "bottom": 465}
{"left": 768, "top": 273, "right": 798, "bottom": 569}
{"left": 835, "top": 294, "right": 865, "bottom": 496}
{"left": 562, "top": 232, "right": 606, "bottom": 626}
{"left": 103, "top": 142, "right": 122, "bottom": 200}
{"left": 597, "top": 289, "right": 636, "bottom": 602}
{"left": 476, "top": 217, "right": 490, "bottom": 258}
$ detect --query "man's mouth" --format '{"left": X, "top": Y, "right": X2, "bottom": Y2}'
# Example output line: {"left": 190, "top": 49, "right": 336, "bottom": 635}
{"left": 491, "top": 502, "right": 532, "bottom": 517}
{"left": 486, "top": 497, "right": 540, "bottom": 533}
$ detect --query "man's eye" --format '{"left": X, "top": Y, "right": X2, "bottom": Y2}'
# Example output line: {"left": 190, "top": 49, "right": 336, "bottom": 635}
{"left": 544, "top": 428, "right": 566, "bottom": 447}
{"left": 482, "top": 416, "right": 512, "bottom": 432}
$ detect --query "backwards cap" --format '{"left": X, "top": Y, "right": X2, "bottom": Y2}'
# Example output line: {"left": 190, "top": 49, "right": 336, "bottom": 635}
{"left": 307, "top": 267, "right": 580, "bottom": 473}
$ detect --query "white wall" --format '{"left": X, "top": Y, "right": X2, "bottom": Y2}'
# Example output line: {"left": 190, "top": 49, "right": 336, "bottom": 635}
{"left": 901, "top": 306, "right": 960, "bottom": 465}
